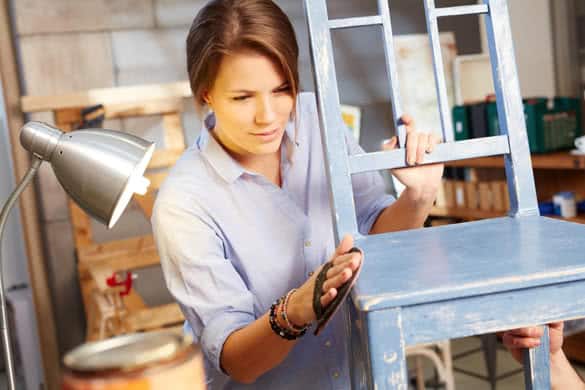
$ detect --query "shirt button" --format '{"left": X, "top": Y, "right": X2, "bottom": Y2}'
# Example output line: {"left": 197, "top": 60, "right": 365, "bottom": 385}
{"left": 332, "top": 370, "right": 340, "bottom": 378}
{"left": 325, "top": 340, "right": 332, "bottom": 347}
{"left": 304, "top": 240, "right": 311, "bottom": 247}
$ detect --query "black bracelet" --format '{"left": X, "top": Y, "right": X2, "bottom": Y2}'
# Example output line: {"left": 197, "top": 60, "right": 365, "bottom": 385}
{"left": 269, "top": 298, "right": 308, "bottom": 340}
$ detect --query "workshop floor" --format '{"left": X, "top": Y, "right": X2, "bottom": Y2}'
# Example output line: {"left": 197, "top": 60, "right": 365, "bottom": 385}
{"left": 407, "top": 336, "right": 585, "bottom": 389}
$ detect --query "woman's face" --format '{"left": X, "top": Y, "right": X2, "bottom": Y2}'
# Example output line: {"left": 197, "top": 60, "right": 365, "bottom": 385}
{"left": 205, "top": 50, "right": 295, "bottom": 160}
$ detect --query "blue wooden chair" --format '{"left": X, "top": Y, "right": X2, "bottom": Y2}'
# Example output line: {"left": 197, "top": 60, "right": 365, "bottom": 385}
{"left": 303, "top": 0, "right": 585, "bottom": 388}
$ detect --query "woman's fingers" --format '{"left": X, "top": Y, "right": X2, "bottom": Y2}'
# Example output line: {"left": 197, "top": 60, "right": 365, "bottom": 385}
{"left": 331, "top": 250, "right": 361, "bottom": 267}
{"left": 427, "top": 132, "right": 441, "bottom": 153}
{"left": 333, "top": 234, "right": 354, "bottom": 258}
{"left": 507, "top": 327, "right": 544, "bottom": 338}
{"left": 318, "top": 236, "right": 363, "bottom": 308}
{"left": 381, "top": 136, "right": 398, "bottom": 151}
{"left": 320, "top": 287, "right": 338, "bottom": 307}
{"left": 319, "top": 252, "right": 362, "bottom": 305}
{"left": 416, "top": 133, "right": 429, "bottom": 164}
{"left": 322, "top": 267, "right": 353, "bottom": 292}
{"left": 502, "top": 332, "right": 541, "bottom": 349}
{"left": 400, "top": 114, "right": 414, "bottom": 128}
{"left": 405, "top": 130, "right": 418, "bottom": 166}
{"left": 327, "top": 252, "right": 362, "bottom": 279}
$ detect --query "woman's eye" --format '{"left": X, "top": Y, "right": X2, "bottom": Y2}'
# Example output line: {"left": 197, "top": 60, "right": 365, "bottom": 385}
{"left": 275, "top": 86, "right": 291, "bottom": 94}
{"left": 232, "top": 95, "right": 250, "bottom": 101}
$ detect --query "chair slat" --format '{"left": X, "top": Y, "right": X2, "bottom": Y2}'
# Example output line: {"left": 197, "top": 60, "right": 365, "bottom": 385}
{"left": 328, "top": 15, "right": 382, "bottom": 30}
{"left": 434, "top": 4, "right": 489, "bottom": 18}
{"left": 349, "top": 135, "right": 510, "bottom": 174}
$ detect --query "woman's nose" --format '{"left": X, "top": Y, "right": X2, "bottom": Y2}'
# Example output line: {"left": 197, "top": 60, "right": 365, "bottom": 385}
{"left": 256, "top": 97, "right": 277, "bottom": 124}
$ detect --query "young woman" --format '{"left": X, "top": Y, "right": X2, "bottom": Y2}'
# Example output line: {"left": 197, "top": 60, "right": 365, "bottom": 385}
{"left": 152, "top": 0, "right": 443, "bottom": 388}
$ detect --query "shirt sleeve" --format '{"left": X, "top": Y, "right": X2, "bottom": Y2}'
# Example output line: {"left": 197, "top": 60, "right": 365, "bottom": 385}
{"left": 345, "top": 131, "right": 396, "bottom": 235}
{"left": 152, "top": 200, "right": 255, "bottom": 373}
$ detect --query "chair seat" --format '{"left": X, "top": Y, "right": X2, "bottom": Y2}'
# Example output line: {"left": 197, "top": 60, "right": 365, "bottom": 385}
{"left": 353, "top": 216, "right": 585, "bottom": 311}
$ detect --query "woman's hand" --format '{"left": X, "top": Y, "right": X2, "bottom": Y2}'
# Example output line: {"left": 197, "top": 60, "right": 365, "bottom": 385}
{"left": 383, "top": 115, "right": 444, "bottom": 200}
{"left": 501, "top": 322, "right": 564, "bottom": 363}
{"left": 286, "top": 235, "right": 362, "bottom": 326}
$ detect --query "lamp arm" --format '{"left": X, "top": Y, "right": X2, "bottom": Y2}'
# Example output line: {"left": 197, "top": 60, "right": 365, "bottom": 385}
{"left": 0, "top": 156, "right": 42, "bottom": 390}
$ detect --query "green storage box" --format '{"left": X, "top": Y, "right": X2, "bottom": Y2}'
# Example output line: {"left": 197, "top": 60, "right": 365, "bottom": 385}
{"left": 452, "top": 105, "right": 470, "bottom": 141}
{"left": 482, "top": 97, "right": 581, "bottom": 153}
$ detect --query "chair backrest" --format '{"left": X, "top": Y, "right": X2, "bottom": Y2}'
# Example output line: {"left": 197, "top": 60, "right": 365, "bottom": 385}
{"left": 304, "top": 0, "right": 539, "bottom": 242}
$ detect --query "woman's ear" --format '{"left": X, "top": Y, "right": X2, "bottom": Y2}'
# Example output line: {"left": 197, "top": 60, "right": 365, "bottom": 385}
{"left": 202, "top": 90, "right": 211, "bottom": 106}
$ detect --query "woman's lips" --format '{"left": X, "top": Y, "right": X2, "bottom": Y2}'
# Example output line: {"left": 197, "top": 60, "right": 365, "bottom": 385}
{"left": 251, "top": 128, "right": 279, "bottom": 142}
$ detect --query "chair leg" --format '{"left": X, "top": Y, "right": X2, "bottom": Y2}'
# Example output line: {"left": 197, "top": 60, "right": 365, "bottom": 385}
{"left": 480, "top": 334, "right": 498, "bottom": 390}
{"left": 365, "top": 309, "right": 408, "bottom": 389}
{"left": 523, "top": 326, "right": 550, "bottom": 390}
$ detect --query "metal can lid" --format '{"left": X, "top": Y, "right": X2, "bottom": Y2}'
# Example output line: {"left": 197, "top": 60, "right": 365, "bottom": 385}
{"left": 63, "top": 329, "right": 194, "bottom": 373}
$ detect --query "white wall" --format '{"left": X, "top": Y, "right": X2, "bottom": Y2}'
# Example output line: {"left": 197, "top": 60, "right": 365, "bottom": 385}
{"left": 480, "top": 0, "right": 556, "bottom": 98}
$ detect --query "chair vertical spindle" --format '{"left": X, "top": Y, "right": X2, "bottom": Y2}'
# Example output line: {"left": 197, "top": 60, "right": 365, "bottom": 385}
{"left": 423, "top": 0, "right": 455, "bottom": 143}
{"left": 304, "top": 0, "right": 360, "bottom": 242}
{"left": 483, "top": 0, "right": 538, "bottom": 216}
{"left": 377, "top": 0, "right": 407, "bottom": 148}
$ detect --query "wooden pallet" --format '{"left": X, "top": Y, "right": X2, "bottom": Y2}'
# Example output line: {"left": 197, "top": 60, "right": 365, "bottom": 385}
{"left": 21, "top": 82, "right": 192, "bottom": 341}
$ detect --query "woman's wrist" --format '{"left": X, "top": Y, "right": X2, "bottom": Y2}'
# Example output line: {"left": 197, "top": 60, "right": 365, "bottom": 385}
{"left": 285, "top": 288, "right": 313, "bottom": 327}
{"left": 268, "top": 290, "right": 311, "bottom": 341}
{"left": 402, "top": 185, "right": 438, "bottom": 205}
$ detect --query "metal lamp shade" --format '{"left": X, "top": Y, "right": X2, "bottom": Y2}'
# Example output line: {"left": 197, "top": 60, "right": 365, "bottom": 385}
{"left": 50, "top": 129, "right": 155, "bottom": 229}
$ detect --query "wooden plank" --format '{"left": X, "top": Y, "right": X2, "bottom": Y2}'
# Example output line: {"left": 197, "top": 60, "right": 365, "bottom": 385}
{"left": 446, "top": 152, "right": 585, "bottom": 170}
{"left": 0, "top": 1, "right": 61, "bottom": 387}
{"left": 430, "top": 206, "right": 505, "bottom": 220}
{"left": 21, "top": 81, "right": 191, "bottom": 113}
{"left": 54, "top": 98, "right": 184, "bottom": 124}
{"left": 78, "top": 235, "right": 156, "bottom": 259}
{"left": 431, "top": 206, "right": 585, "bottom": 224}
{"left": 77, "top": 237, "right": 160, "bottom": 276}
{"left": 123, "top": 303, "right": 185, "bottom": 332}
{"left": 78, "top": 248, "right": 161, "bottom": 276}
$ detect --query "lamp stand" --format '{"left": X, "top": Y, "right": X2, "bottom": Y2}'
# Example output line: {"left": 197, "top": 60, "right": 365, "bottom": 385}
{"left": 0, "top": 156, "right": 42, "bottom": 390}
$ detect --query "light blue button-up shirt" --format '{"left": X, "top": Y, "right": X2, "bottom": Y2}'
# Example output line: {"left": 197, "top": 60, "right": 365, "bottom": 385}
{"left": 152, "top": 92, "right": 394, "bottom": 389}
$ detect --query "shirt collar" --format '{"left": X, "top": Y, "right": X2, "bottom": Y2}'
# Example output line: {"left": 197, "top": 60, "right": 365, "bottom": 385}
{"left": 197, "top": 112, "right": 297, "bottom": 184}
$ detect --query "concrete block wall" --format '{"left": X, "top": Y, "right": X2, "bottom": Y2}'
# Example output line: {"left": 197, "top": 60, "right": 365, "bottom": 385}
{"left": 11, "top": 0, "right": 481, "bottom": 356}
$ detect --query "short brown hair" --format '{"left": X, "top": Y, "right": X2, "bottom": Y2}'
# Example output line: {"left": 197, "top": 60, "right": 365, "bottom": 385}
{"left": 186, "top": 0, "right": 299, "bottom": 114}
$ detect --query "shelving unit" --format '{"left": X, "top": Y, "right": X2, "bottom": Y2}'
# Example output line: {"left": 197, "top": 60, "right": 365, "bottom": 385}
{"left": 430, "top": 151, "right": 585, "bottom": 224}
{"left": 445, "top": 152, "right": 585, "bottom": 170}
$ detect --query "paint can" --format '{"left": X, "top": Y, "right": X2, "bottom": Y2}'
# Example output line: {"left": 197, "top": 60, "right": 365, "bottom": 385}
{"left": 62, "top": 330, "right": 205, "bottom": 390}
{"left": 553, "top": 191, "right": 577, "bottom": 218}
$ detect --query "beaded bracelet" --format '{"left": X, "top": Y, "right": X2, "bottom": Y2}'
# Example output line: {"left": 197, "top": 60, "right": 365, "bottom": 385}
{"left": 280, "top": 289, "right": 310, "bottom": 332}
{"left": 269, "top": 295, "right": 309, "bottom": 340}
